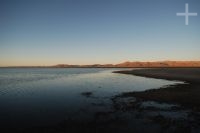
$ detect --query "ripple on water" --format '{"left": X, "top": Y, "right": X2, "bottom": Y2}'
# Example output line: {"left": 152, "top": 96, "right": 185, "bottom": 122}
{"left": 0, "top": 68, "right": 183, "bottom": 128}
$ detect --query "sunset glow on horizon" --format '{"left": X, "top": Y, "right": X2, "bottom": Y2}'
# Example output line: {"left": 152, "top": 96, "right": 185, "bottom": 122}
{"left": 1, "top": 0, "right": 200, "bottom": 66}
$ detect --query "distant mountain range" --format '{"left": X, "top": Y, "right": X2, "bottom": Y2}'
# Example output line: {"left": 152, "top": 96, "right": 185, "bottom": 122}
{"left": 53, "top": 61, "right": 200, "bottom": 68}
{"left": 2, "top": 61, "right": 200, "bottom": 68}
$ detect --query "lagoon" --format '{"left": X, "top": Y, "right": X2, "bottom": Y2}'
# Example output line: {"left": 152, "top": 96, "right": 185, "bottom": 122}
{"left": 0, "top": 68, "right": 180, "bottom": 128}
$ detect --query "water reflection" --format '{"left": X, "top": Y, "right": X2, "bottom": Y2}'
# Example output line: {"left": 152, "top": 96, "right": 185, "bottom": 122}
{"left": 0, "top": 68, "right": 182, "bottom": 128}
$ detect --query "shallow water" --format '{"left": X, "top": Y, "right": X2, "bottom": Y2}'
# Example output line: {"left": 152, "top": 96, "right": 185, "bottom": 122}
{"left": 0, "top": 68, "right": 182, "bottom": 128}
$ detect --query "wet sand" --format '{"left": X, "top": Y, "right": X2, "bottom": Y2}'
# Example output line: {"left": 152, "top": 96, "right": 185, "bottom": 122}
{"left": 114, "top": 68, "right": 200, "bottom": 110}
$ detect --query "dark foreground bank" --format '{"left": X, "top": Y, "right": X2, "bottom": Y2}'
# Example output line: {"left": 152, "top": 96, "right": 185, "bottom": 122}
{"left": 114, "top": 68, "right": 200, "bottom": 110}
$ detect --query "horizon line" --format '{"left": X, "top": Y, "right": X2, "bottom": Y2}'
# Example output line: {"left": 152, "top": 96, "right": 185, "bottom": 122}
{"left": 1, "top": 60, "right": 200, "bottom": 67}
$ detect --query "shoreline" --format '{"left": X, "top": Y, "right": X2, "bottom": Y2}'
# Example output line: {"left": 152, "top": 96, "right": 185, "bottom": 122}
{"left": 1, "top": 68, "right": 200, "bottom": 132}
{"left": 113, "top": 68, "right": 200, "bottom": 110}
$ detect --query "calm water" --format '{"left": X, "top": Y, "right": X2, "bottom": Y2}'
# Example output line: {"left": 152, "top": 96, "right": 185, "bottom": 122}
{"left": 0, "top": 68, "right": 181, "bottom": 128}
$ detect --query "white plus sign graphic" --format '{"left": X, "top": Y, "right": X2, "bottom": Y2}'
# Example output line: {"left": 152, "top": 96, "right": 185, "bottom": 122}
{"left": 176, "top": 3, "right": 198, "bottom": 25}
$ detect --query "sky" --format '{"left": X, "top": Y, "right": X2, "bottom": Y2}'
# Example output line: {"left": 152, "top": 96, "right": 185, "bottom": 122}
{"left": 0, "top": 0, "right": 200, "bottom": 66}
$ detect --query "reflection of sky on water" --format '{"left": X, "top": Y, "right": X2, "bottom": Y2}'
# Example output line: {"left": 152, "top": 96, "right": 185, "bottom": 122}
{"left": 0, "top": 68, "right": 182, "bottom": 127}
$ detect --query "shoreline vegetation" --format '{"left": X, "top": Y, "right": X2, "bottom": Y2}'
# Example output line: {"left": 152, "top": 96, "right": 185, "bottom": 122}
{"left": 113, "top": 68, "right": 200, "bottom": 110}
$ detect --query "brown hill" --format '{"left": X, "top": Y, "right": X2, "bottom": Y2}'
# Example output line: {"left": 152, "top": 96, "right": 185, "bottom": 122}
{"left": 115, "top": 61, "right": 200, "bottom": 67}
{"left": 53, "top": 61, "right": 200, "bottom": 68}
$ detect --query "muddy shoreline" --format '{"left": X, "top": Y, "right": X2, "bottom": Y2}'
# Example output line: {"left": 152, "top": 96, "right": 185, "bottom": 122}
{"left": 113, "top": 68, "right": 200, "bottom": 110}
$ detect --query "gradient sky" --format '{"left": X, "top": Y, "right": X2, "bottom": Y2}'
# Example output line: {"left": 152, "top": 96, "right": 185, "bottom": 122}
{"left": 0, "top": 0, "right": 200, "bottom": 66}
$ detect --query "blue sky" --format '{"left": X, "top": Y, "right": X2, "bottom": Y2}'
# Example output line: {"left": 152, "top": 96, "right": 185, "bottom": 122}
{"left": 0, "top": 0, "right": 200, "bottom": 66}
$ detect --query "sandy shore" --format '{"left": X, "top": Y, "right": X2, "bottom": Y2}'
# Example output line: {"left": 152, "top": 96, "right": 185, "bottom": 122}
{"left": 114, "top": 68, "right": 200, "bottom": 110}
